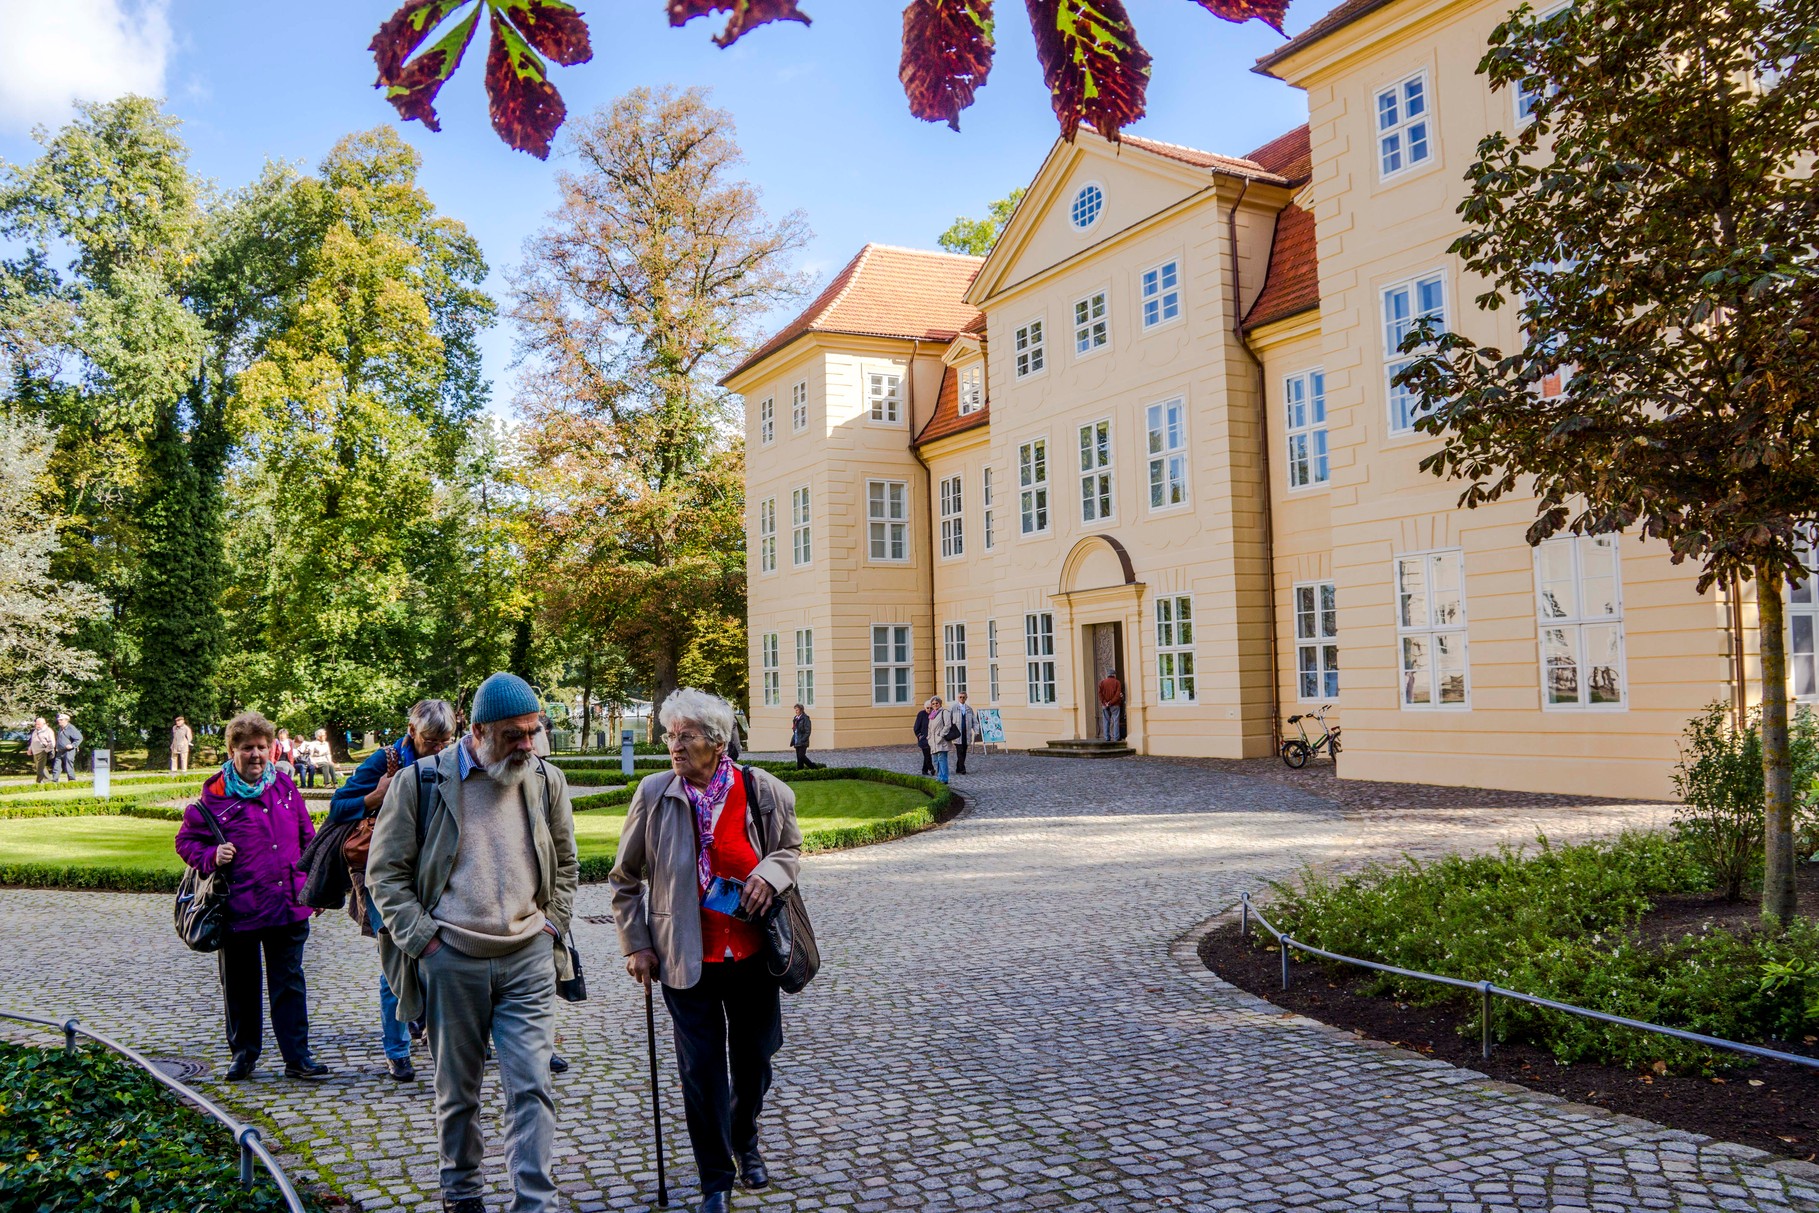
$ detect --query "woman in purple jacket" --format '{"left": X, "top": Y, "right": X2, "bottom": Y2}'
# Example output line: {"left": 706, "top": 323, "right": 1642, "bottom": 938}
{"left": 175, "top": 710, "right": 326, "bottom": 1081}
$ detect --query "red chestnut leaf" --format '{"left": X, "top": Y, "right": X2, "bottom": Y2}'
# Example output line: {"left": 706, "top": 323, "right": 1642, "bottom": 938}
{"left": 667, "top": 0, "right": 813, "bottom": 49}
{"left": 486, "top": 3, "right": 567, "bottom": 158}
{"left": 371, "top": 0, "right": 476, "bottom": 82}
{"left": 901, "top": 0, "right": 996, "bottom": 131}
{"left": 1187, "top": 0, "right": 1289, "bottom": 36}
{"left": 1024, "top": 0, "right": 1152, "bottom": 143}
{"left": 495, "top": 0, "right": 595, "bottom": 66}
{"left": 377, "top": 3, "right": 483, "bottom": 131}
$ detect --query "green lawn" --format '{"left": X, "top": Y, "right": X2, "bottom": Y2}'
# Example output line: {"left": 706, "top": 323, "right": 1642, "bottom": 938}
{"left": 0, "top": 778, "right": 935, "bottom": 883}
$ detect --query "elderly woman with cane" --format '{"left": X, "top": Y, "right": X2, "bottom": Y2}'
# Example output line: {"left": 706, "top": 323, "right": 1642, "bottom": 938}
{"left": 611, "top": 688, "right": 803, "bottom": 1213}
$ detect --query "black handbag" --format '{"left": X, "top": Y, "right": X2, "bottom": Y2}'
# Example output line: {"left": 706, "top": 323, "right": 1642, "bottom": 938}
{"left": 298, "top": 817, "right": 357, "bottom": 909}
{"left": 174, "top": 804, "right": 232, "bottom": 953}
{"left": 739, "top": 767, "right": 820, "bottom": 994}
{"left": 557, "top": 930, "right": 587, "bottom": 1002}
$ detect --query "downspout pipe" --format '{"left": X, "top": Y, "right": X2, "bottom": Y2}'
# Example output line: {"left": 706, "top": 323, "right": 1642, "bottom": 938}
{"left": 904, "top": 340, "right": 938, "bottom": 695}
{"left": 1227, "top": 177, "right": 1285, "bottom": 756}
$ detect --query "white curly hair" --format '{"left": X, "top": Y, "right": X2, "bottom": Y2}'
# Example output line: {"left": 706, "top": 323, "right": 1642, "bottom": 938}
{"left": 659, "top": 688, "right": 736, "bottom": 746}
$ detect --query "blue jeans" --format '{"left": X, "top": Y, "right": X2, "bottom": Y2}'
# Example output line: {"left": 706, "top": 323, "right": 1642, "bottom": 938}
{"left": 934, "top": 751, "right": 950, "bottom": 783}
{"left": 367, "top": 896, "right": 413, "bottom": 1061}
{"left": 1101, "top": 705, "right": 1123, "bottom": 741}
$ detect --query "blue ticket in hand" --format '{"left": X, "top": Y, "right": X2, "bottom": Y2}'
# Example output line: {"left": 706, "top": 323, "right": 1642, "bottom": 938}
{"left": 702, "top": 875, "right": 744, "bottom": 916}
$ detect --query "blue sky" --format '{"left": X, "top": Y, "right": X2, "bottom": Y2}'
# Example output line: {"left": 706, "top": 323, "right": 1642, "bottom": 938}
{"left": 0, "top": 0, "right": 1343, "bottom": 415}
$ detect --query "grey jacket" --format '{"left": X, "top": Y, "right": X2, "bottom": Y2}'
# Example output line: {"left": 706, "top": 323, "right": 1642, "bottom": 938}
{"left": 609, "top": 767, "right": 802, "bottom": 990}
{"left": 927, "top": 706, "right": 962, "bottom": 755}
{"left": 367, "top": 745, "right": 580, "bottom": 1021}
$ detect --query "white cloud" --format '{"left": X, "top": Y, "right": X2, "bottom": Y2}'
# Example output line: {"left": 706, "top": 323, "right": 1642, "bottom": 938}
{"left": 0, "top": 0, "right": 173, "bottom": 135}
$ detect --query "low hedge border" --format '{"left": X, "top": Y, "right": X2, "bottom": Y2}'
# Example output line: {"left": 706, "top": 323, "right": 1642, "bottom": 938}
{"left": 0, "top": 795, "right": 192, "bottom": 821}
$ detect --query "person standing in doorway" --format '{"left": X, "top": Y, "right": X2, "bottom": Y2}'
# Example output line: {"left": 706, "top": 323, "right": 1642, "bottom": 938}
{"left": 951, "top": 691, "right": 979, "bottom": 775}
{"left": 789, "top": 703, "right": 820, "bottom": 770}
{"left": 912, "top": 701, "right": 934, "bottom": 776}
{"left": 171, "top": 716, "right": 194, "bottom": 772}
{"left": 28, "top": 717, "right": 55, "bottom": 783}
{"left": 52, "top": 713, "right": 81, "bottom": 782}
{"left": 1098, "top": 670, "right": 1124, "bottom": 742}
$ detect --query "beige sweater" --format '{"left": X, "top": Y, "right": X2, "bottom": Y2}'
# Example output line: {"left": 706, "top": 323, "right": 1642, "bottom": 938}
{"left": 430, "top": 770, "right": 547, "bottom": 957}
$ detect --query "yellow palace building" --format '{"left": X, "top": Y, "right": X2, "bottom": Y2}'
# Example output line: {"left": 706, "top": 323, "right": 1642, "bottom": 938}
{"left": 726, "top": 0, "right": 1800, "bottom": 800}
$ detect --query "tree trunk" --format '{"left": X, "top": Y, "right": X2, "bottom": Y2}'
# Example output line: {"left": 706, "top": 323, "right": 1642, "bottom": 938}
{"left": 579, "top": 649, "right": 595, "bottom": 752}
{"left": 328, "top": 718, "right": 353, "bottom": 763}
{"left": 650, "top": 642, "right": 680, "bottom": 744}
{"left": 1759, "top": 567, "right": 1797, "bottom": 925}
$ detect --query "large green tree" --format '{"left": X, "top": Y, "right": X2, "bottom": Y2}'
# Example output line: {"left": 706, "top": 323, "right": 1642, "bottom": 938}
{"left": 1401, "top": 0, "right": 1819, "bottom": 922}
{"left": 511, "top": 86, "right": 805, "bottom": 735}
{"left": 937, "top": 187, "right": 1025, "bottom": 256}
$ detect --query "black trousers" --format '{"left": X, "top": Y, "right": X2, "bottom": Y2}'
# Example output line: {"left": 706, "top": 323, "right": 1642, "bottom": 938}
{"left": 955, "top": 740, "right": 970, "bottom": 774}
{"left": 662, "top": 957, "right": 783, "bottom": 1195}
{"left": 793, "top": 744, "right": 813, "bottom": 770}
{"left": 218, "top": 919, "right": 311, "bottom": 1066}
{"left": 917, "top": 740, "right": 934, "bottom": 775}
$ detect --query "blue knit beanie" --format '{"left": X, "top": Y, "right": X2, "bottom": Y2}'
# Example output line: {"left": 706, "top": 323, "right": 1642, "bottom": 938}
{"left": 471, "top": 672, "right": 541, "bottom": 725}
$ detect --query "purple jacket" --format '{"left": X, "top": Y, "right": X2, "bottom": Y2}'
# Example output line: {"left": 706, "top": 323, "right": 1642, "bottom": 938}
{"left": 175, "top": 767, "right": 315, "bottom": 933}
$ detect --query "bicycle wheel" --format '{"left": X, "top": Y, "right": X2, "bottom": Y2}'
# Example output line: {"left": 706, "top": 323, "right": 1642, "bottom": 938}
{"left": 1281, "top": 739, "right": 1310, "bottom": 769}
{"left": 1329, "top": 728, "right": 1342, "bottom": 756}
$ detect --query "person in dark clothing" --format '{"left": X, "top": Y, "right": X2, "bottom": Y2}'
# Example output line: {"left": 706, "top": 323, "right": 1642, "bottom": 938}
{"left": 52, "top": 713, "right": 81, "bottom": 782}
{"left": 913, "top": 703, "right": 934, "bottom": 776}
{"left": 789, "top": 704, "right": 820, "bottom": 769}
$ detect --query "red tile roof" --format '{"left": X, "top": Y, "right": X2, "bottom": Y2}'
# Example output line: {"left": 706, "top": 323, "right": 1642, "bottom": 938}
{"left": 724, "top": 245, "right": 983, "bottom": 385}
{"left": 1253, "top": 0, "right": 1401, "bottom": 76}
{"left": 1243, "top": 203, "right": 1320, "bottom": 332}
{"left": 1243, "top": 125, "right": 1312, "bottom": 185}
{"left": 1119, "top": 133, "right": 1294, "bottom": 184}
{"left": 914, "top": 363, "right": 990, "bottom": 448}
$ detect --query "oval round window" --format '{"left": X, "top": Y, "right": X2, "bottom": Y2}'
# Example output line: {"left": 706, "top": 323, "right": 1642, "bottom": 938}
{"left": 1070, "top": 183, "right": 1105, "bottom": 230}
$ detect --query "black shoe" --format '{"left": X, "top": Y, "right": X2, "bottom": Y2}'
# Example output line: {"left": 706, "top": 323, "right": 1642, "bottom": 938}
{"left": 739, "top": 1149, "right": 769, "bottom": 1190}
{"left": 224, "top": 1054, "right": 256, "bottom": 1081}
{"left": 698, "top": 1192, "right": 730, "bottom": 1213}
{"left": 386, "top": 1056, "right": 416, "bottom": 1082}
{"left": 443, "top": 1199, "right": 486, "bottom": 1213}
{"left": 409, "top": 1019, "right": 425, "bottom": 1042}
{"left": 549, "top": 1052, "right": 569, "bottom": 1073}
{"left": 283, "top": 1058, "right": 330, "bottom": 1081}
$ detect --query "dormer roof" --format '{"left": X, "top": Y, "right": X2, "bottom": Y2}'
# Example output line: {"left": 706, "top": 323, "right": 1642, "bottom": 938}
{"left": 1244, "top": 202, "right": 1320, "bottom": 332}
{"left": 914, "top": 364, "right": 989, "bottom": 448}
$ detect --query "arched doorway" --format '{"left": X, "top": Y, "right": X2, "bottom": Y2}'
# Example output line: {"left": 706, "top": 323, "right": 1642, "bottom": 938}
{"left": 1055, "top": 535, "right": 1145, "bottom": 750}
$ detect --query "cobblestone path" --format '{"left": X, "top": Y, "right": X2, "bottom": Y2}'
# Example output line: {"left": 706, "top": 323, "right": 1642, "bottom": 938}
{"left": 4, "top": 749, "right": 1817, "bottom": 1211}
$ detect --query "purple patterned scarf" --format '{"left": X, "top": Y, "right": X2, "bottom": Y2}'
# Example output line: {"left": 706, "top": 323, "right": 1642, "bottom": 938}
{"left": 682, "top": 756, "right": 736, "bottom": 894}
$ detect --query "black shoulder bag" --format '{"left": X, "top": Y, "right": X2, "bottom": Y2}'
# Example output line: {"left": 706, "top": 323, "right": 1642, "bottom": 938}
{"left": 740, "top": 766, "right": 819, "bottom": 994}
{"left": 174, "top": 804, "right": 232, "bottom": 952}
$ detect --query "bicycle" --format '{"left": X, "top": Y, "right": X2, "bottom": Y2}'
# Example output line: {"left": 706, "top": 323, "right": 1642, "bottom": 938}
{"left": 1280, "top": 704, "right": 1341, "bottom": 768}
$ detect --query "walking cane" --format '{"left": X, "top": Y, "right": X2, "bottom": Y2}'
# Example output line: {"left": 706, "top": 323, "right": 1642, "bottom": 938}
{"left": 644, "top": 978, "right": 669, "bottom": 1208}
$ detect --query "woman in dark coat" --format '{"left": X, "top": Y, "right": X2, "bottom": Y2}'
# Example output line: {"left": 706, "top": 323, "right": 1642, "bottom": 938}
{"left": 913, "top": 701, "right": 935, "bottom": 776}
{"left": 174, "top": 710, "right": 325, "bottom": 1081}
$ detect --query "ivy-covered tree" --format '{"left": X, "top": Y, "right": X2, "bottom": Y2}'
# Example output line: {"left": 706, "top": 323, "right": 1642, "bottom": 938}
{"left": 1399, "top": 0, "right": 1819, "bottom": 922}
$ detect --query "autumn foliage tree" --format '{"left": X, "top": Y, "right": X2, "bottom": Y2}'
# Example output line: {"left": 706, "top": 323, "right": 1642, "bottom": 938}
{"left": 1399, "top": 0, "right": 1819, "bottom": 922}
{"left": 512, "top": 87, "right": 807, "bottom": 734}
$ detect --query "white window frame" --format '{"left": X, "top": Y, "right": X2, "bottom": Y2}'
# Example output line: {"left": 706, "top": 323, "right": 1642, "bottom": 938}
{"left": 1514, "top": 5, "right": 1568, "bottom": 125}
{"left": 987, "top": 619, "right": 1000, "bottom": 704}
{"left": 943, "top": 622, "right": 969, "bottom": 703}
{"left": 760, "top": 632, "right": 780, "bottom": 707}
{"left": 1534, "top": 535, "right": 1627, "bottom": 710}
{"left": 1376, "top": 69, "right": 1434, "bottom": 180}
{"left": 1293, "top": 581, "right": 1339, "bottom": 702}
{"left": 1069, "top": 181, "right": 1106, "bottom": 231}
{"left": 1145, "top": 398, "right": 1189, "bottom": 512}
{"left": 790, "top": 380, "right": 808, "bottom": 433}
{"left": 867, "top": 371, "right": 902, "bottom": 424}
{"left": 757, "top": 497, "right": 777, "bottom": 574}
{"left": 1072, "top": 289, "right": 1110, "bottom": 359}
{"left": 1025, "top": 612, "right": 1056, "bottom": 705}
{"left": 795, "top": 628, "right": 816, "bottom": 707}
{"left": 1141, "top": 259, "right": 1182, "bottom": 330}
{"left": 866, "top": 479, "right": 910, "bottom": 563}
{"left": 758, "top": 398, "right": 774, "bottom": 445}
{"left": 1383, "top": 271, "right": 1447, "bottom": 435}
{"left": 939, "top": 474, "right": 965, "bottom": 560}
{"left": 1792, "top": 535, "right": 1819, "bottom": 701}
{"left": 1078, "top": 419, "right": 1113, "bottom": 525}
{"left": 959, "top": 363, "right": 984, "bottom": 415}
{"left": 1395, "top": 548, "right": 1470, "bottom": 709}
{"left": 1018, "top": 439, "right": 1050, "bottom": 536}
{"left": 1014, "top": 318, "right": 1046, "bottom": 379}
{"left": 1156, "top": 595, "right": 1197, "bottom": 704}
{"left": 982, "top": 466, "right": 997, "bottom": 551}
{"left": 871, "top": 624, "right": 913, "bottom": 706}
{"left": 790, "top": 485, "right": 812, "bottom": 567}
{"left": 1284, "top": 370, "right": 1329, "bottom": 490}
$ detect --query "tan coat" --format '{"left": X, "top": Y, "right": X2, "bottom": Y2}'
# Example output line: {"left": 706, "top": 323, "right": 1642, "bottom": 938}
{"left": 609, "top": 766, "right": 802, "bottom": 990}
{"left": 927, "top": 707, "right": 962, "bottom": 756}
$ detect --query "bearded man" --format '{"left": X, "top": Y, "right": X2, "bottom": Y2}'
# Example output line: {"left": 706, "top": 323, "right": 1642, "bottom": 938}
{"left": 367, "top": 672, "right": 580, "bottom": 1213}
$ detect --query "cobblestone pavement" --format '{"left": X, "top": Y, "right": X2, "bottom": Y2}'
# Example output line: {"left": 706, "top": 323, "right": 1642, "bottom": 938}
{"left": 4, "top": 748, "right": 1818, "bottom": 1212}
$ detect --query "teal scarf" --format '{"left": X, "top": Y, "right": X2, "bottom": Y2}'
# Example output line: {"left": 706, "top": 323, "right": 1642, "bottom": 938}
{"left": 221, "top": 759, "right": 276, "bottom": 800}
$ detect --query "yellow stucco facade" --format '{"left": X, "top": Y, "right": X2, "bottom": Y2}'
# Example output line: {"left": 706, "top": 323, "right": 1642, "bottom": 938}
{"left": 729, "top": 0, "right": 1773, "bottom": 800}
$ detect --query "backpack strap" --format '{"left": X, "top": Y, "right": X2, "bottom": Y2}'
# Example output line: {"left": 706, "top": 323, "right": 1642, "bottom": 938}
{"left": 415, "top": 756, "right": 443, "bottom": 852}
{"left": 740, "top": 765, "right": 776, "bottom": 854}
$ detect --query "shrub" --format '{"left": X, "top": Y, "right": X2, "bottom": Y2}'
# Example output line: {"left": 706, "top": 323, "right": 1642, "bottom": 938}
{"left": 1671, "top": 702, "right": 1819, "bottom": 898}
{"left": 0, "top": 1041, "right": 325, "bottom": 1211}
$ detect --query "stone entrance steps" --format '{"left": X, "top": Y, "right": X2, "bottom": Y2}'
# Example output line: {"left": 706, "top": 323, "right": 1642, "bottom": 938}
{"left": 1026, "top": 738, "right": 1136, "bottom": 759}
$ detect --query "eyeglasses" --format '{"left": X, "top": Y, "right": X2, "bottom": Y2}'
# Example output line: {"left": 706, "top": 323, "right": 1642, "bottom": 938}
{"left": 668, "top": 732, "right": 712, "bottom": 748}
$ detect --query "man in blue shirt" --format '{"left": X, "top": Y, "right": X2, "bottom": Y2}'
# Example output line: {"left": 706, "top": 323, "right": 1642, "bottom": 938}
{"left": 333, "top": 700, "right": 456, "bottom": 1080}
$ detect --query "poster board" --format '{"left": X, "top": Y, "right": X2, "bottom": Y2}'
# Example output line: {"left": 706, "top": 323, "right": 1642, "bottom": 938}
{"left": 977, "top": 709, "right": 1006, "bottom": 747}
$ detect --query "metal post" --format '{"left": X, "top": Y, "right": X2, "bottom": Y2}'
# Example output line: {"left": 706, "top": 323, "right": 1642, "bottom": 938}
{"left": 1280, "top": 935, "right": 1291, "bottom": 991}
{"left": 62, "top": 1018, "right": 78, "bottom": 1057}
{"left": 239, "top": 1127, "right": 259, "bottom": 1189}
{"left": 1239, "top": 894, "right": 1250, "bottom": 939}
{"left": 1480, "top": 983, "right": 1494, "bottom": 1060}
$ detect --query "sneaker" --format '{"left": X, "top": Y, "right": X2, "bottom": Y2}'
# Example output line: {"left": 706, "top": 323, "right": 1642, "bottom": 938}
{"left": 283, "top": 1058, "right": 330, "bottom": 1081}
